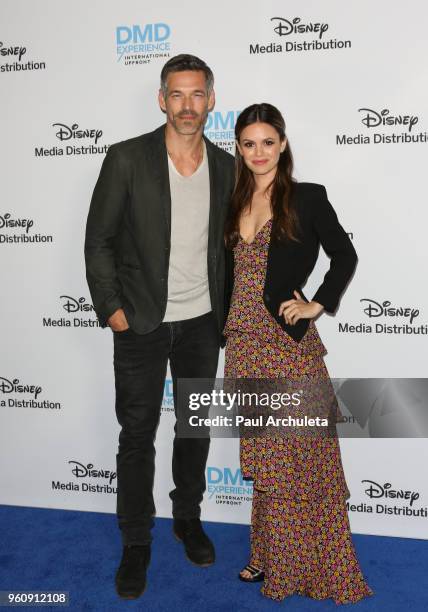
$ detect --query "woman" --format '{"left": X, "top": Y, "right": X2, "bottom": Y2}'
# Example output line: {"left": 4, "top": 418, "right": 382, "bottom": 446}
{"left": 223, "top": 103, "right": 372, "bottom": 603}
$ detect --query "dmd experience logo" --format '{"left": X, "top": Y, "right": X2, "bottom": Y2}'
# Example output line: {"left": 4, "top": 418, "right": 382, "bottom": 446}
{"left": 115, "top": 23, "right": 171, "bottom": 66}
{"left": 204, "top": 111, "right": 240, "bottom": 153}
{"left": 162, "top": 379, "right": 174, "bottom": 413}
{"left": 207, "top": 466, "right": 253, "bottom": 507}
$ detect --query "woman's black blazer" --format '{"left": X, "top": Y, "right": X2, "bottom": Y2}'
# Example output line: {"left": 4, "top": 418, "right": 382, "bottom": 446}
{"left": 224, "top": 182, "right": 358, "bottom": 343}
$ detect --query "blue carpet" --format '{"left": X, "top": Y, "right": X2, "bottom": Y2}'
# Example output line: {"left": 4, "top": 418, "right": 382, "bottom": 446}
{"left": 0, "top": 505, "right": 427, "bottom": 611}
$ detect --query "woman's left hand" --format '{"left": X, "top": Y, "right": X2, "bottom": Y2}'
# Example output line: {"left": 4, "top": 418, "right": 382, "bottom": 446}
{"left": 278, "top": 290, "right": 324, "bottom": 325}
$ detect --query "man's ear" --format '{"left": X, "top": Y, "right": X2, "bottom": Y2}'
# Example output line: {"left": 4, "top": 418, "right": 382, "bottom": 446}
{"left": 158, "top": 88, "right": 167, "bottom": 113}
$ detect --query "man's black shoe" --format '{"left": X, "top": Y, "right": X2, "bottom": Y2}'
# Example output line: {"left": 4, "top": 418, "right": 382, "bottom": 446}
{"left": 115, "top": 544, "right": 151, "bottom": 599}
{"left": 173, "top": 518, "right": 215, "bottom": 566}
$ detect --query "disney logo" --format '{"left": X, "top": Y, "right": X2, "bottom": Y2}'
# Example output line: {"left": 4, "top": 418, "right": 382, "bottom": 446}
{"left": 52, "top": 123, "right": 103, "bottom": 144}
{"left": 358, "top": 108, "right": 418, "bottom": 133}
{"left": 68, "top": 461, "right": 116, "bottom": 484}
{"left": 0, "top": 42, "right": 26, "bottom": 61}
{"left": 362, "top": 480, "right": 419, "bottom": 507}
{"left": 0, "top": 377, "right": 42, "bottom": 399}
{"left": 271, "top": 17, "right": 328, "bottom": 39}
{"left": 360, "top": 299, "right": 419, "bottom": 324}
{"left": 60, "top": 296, "right": 94, "bottom": 313}
{"left": 0, "top": 213, "right": 34, "bottom": 234}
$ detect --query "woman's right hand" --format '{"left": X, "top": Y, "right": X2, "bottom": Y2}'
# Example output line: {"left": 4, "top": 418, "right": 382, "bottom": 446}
{"left": 278, "top": 291, "right": 324, "bottom": 325}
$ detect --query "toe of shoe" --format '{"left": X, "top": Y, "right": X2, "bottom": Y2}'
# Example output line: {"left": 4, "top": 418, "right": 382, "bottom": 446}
{"left": 115, "top": 577, "right": 147, "bottom": 599}
{"left": 186, "top": 546, "right": 215, "bottom": 566}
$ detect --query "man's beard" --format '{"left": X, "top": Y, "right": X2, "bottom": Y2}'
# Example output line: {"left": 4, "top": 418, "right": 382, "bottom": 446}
{"left": 170, "top": 109, "right": 208, "bottom": 135}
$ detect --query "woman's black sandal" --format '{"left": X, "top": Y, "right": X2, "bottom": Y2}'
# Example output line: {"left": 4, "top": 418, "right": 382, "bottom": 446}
{"left": 238, "top": 564, "right": 265, "bottom": 582}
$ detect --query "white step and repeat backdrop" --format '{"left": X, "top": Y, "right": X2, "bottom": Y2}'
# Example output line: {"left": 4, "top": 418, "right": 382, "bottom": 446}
{"left": 1, "top": 0, "right": 427, "bottom": 539}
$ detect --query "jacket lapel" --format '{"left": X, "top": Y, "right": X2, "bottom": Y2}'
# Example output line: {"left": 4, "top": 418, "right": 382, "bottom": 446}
{"left": 150, "top": 125, "right": 171, "bottom": 235}
{"left": 204, "top": 137, "right": 221, "bottom": 253}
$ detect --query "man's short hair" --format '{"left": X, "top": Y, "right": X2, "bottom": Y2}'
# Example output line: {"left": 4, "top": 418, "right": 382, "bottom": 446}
{"left": 160, "top": 54, "right": 214, "bottom": 95}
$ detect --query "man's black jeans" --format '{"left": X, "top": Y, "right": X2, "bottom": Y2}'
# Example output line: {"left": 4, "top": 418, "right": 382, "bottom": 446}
{"left": 113, "top": 310, "right": 219, "bottom": 545}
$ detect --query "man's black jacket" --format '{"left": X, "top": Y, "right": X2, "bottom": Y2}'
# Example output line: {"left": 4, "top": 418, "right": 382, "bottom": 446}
{"left": 85, "top": 124, "right": 235, "bottom": 340}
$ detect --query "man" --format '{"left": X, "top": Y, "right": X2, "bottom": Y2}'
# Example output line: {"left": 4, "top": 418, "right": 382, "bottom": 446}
{"left": 84, "top": 54, "right": 234, "bottom": 599}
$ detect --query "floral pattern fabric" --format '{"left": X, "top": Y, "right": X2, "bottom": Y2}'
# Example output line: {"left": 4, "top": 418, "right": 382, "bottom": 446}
{"left": 223, "top": 219, "right": 372, "bottom": 603}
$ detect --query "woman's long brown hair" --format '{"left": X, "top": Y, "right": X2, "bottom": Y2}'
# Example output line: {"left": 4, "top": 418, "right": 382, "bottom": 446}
{"left": 225, "top": 103, "right": 299, "bottom": 249}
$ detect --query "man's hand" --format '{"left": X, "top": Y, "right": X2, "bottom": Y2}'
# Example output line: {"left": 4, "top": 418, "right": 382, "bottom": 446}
{"left": 108, "top": 308, "right": 129, "bottom": 332}
{"left": 278, "top": 290, "right": 324, "bottom": 325}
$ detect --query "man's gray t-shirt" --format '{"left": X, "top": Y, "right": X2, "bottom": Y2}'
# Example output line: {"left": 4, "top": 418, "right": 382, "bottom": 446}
{"left": 163, "top": 142, "right": 211, "bottom": 322}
